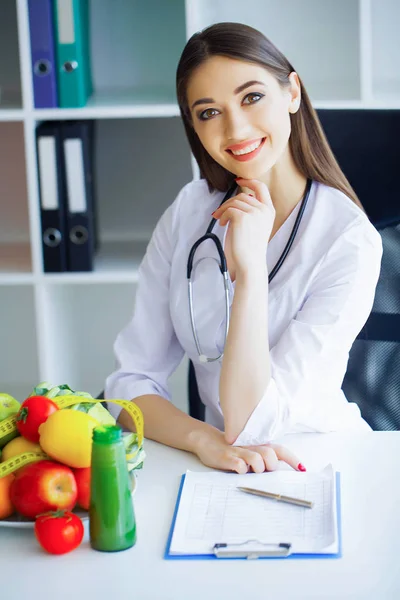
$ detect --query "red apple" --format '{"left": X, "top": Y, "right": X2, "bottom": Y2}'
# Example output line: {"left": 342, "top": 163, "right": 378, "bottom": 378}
{"left": 10, "top": 460, "right": 77, "bottom": 519}
{"left": 72, "top": 467, "right": 91, "bottom": 510}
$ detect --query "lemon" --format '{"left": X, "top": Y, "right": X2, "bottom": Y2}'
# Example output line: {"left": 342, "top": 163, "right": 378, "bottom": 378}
{"left": 1, "top": 436, "right": 41, "bottom": 462}
{"left": 38, "top": 409, "right": 99, "bottom": 468}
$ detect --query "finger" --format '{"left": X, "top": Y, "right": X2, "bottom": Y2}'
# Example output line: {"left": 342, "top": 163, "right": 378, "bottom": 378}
{"left": 233, "top": 458, "right": 249, "bottom": 475}
{"left": 212, "top": 196, "right": 259, "bottom": 219}
{"left": 256, "top": 446, "right": 279, "bottom": 471}
{"left": 220, "top": 452, "right": 249, "bottom": 475}
{"left": 218, "top": 206, "right": 248, "bottom": 227}
{"left": 231, "top": 456, "right": 249, "bottom": 475}
{"left": 236, "top": 448, "right": 266, "bottom": 474}
{"left": 215, "top": 200, "right": 252, "bottom": 219}
{"left": 267, "top": 443, "right": 305, "bottom": 471}
{"left": 212, "top": 196, "right": 262, "bottom": 219}
{"left": 235, "top": 178, "right": 273, "bottom": 206}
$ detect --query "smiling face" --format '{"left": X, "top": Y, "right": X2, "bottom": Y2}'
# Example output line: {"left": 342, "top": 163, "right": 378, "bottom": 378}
{"left": 187, "top": 55, "right": 301, "bottom": 182}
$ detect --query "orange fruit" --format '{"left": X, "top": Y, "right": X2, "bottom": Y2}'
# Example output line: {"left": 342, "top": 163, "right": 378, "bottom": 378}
{"left": 0, "top": 473, "right": 15, "bottom": 519}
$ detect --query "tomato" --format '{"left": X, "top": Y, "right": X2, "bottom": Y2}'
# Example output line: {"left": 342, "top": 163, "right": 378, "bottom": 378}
{"left": 10, "top": 460, "right": 77, "bottom": 519}
{"left": 16, "top": 396, "right": 59, "bottom": 443}
{"left": 72, "top": 467, "right": 91, "bottom": 510}
{"left": 34, "top": 510, "right": 84, "bottom": 555}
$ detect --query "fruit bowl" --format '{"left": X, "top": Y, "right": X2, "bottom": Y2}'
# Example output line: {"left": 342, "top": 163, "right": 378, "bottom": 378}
{"left": 0, "top": 385, "right": 145, "bottom": 529}
{"left": 0, "top": 471, "right": 138, "bottom": 529}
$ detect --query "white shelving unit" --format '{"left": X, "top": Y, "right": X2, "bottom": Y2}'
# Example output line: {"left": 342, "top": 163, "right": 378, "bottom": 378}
{"left": 0, "top": 0, "right": 399, "bottom": 406}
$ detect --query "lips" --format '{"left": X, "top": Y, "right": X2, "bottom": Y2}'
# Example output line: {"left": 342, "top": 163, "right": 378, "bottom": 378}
{"left": 226, "top": 138, "right": 263, "bottom": 152}
{"left": 226, "top": 137, "right": 266, "bottom": 162}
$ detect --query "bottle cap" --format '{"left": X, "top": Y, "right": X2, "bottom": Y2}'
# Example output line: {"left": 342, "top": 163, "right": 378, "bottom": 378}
{"left": 92, "top": 424, "right": 122, "bottom": 444}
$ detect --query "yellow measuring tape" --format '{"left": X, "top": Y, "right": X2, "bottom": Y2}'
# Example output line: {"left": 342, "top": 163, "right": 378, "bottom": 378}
{"left": 0, "top": 396, "right": 143, "bottom": 478}
{"left": 0, "top": 451, "right": 48, "bottom": 478}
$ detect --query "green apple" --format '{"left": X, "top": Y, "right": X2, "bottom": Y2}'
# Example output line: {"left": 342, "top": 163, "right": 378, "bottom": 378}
{"left": 0, "top": 393, "right": 20, "bottom": 421}
{"left": 0, "top": 393, "right": 20, "bottom": 449}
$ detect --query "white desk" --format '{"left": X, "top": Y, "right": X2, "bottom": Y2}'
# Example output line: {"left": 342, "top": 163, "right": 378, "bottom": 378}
{"left": 1, "top": 432, "right": 399, "bottom": 600}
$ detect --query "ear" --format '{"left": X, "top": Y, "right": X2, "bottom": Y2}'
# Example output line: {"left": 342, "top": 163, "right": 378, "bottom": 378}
{"left": 287, "top": 72, "right": 301, "bottom": 114}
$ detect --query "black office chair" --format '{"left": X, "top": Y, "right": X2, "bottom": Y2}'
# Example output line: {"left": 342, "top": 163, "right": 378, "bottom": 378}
{"left": 341, "top": 217, "right": 400, "bottom": 430}
{"left": 323, "top": 109, "right": 400, "bottom": 430}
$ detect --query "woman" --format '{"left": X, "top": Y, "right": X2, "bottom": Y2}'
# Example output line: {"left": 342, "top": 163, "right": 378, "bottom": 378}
{"left": 105, "top": 23, "right": 382, "bottom": 475}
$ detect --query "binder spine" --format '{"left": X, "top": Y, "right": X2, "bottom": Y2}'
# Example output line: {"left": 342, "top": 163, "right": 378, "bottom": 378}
{"left": 63, "top": 121, "right": 96, "bottom": 272}
{"left": 28, "top": 0, "right": 58, "bottom": 108}
{"left": 54, "top": 0, "right": 93, "bottom": 108}
{"left": 36, "top": 123, "right": 68, "bottom": 272}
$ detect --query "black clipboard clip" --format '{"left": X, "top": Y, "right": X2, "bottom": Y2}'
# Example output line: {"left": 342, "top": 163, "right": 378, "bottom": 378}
{"left": 213, "top": 540, "right": 292, "bottom": 559}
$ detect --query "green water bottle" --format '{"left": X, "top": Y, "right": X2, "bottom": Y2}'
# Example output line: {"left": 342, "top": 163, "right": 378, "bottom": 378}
{"left": 89, "top": 424, "right": 137, "bottom": 552}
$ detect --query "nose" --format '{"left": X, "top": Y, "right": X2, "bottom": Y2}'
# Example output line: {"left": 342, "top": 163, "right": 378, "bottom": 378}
{"left": 223, "top": 107, "right": 252, "bottom": 144}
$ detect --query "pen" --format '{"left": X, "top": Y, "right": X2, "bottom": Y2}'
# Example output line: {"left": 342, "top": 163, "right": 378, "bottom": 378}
{"left": 237, "top": 486, "right": 314, "bottom": 509}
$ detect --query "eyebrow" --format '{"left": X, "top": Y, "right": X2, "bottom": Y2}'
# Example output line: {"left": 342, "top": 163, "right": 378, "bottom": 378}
{"left": 190, "top": 80, "right": 266, "bottom": 111}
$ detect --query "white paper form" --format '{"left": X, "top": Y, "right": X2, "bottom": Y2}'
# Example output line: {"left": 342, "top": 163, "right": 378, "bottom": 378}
{"left": 169, "top": 465, "right": 338, "bottom": 555}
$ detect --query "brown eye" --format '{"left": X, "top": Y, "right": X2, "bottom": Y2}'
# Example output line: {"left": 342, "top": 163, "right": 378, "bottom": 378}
{"left": 243, "top": 93, "right": 264, "bottom": 104}
{"left": 199, "top": 108, "right": 219, "bottom": 121}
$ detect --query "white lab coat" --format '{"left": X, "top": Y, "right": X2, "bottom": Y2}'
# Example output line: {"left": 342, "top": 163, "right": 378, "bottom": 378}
{"left": 105, "top": 179, "right": 383, "bottom": 444}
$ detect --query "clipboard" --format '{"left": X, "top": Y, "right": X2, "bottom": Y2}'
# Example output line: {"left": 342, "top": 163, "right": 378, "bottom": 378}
{"left": 164, "top": 472, "right": 342, "bottom": 560}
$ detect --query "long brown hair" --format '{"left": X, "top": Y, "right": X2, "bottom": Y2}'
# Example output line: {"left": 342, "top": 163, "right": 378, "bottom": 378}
{"left": 176, "top": 22, "right": 364, "bottom": 210}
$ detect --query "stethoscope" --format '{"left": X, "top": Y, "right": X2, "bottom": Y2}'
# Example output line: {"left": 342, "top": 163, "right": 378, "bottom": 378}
{"left": 187, "top": 178, "right": 313, "bottom": 363}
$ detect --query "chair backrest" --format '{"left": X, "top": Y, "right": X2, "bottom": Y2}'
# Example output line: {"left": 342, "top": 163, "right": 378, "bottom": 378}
{"left": 342, "top": 220, "right": 400, "bottom": 430}
{"left": 317, "top": 108, "right": 400, "bottom": 430}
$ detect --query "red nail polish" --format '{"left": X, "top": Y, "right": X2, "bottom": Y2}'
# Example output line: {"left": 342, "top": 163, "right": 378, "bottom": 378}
{"left": 298, "top": 463, "right": 306, "bottom": 472}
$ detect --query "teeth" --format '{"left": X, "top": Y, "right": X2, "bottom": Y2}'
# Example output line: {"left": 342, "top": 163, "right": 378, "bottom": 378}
{"left": 231, "top": 139, "right": 262, "bottom": 156}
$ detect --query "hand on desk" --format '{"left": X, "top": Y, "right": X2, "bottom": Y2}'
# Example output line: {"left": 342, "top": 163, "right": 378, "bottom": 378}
{"left": 194, "top": 428, "right": 303, "bottom": 474}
